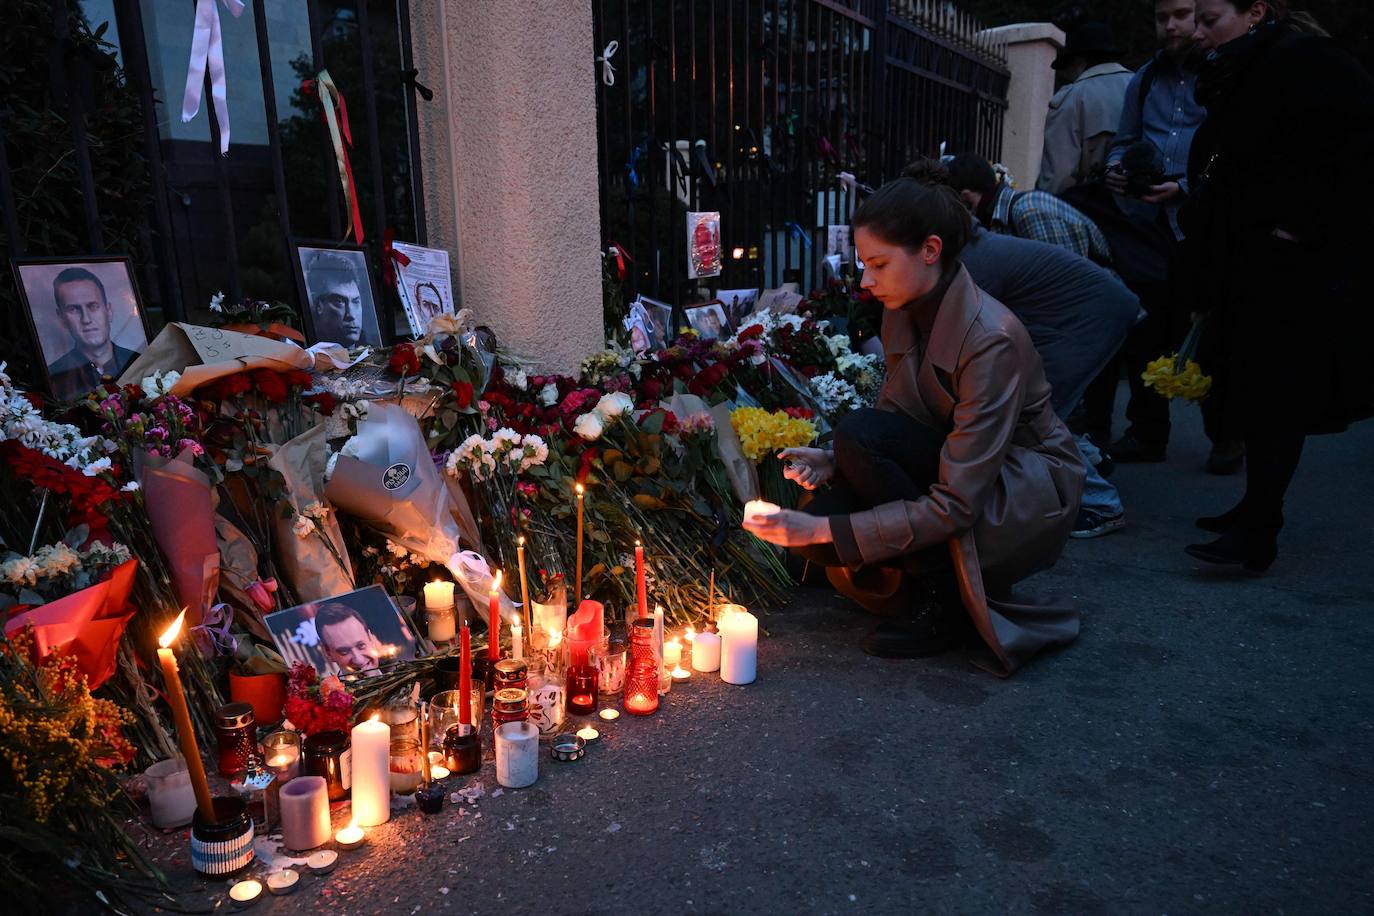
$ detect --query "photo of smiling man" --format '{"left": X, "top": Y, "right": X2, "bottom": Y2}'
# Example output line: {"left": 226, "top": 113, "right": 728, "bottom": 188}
{"left": 267, "top": 584, "right": 419, "bottom": 679}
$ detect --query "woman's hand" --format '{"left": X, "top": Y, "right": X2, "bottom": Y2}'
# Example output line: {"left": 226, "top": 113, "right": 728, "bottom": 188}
{"left": 742, "top": 509, "right": 834, "bottom": 547}
{"left": 778, "top": 447, "right": 835, "bottom": 490}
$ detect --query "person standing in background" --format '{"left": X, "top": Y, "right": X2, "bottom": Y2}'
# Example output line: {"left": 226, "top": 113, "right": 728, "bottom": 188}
{"left": 1037, "top": 23, "right": 1134, "bottom": 196}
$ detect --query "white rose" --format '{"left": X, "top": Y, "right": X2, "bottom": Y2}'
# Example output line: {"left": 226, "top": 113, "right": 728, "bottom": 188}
{"left": 120, "top": 481, "right": 141, "bottom": 493}
{"left": 539, "top": 383, "right": 559, "bottom": 407}
{"left": 573, "top": 411, "right": 605, "bottom": 441}
{"left": 594, "top": 391, "right": 634, "bottom": 420}
{"left": 81, "top": 457, "right": 112, "bottom": 477}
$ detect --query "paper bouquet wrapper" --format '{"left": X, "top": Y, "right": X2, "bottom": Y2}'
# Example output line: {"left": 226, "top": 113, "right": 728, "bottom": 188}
{"left": 449, "top": 550, "right": 520, "bottom": 623}
{"left": 662, "top": 392, "right": 759, "bottom": 503}
{"left": 325, "top": 402, "right": 466, "bottom": 569}
{"left": 4, "top": 559, "right": 138, "bottom": 689}
{"left": 214, "top": 514, "right": 274, "bottom": 642}
{"left": 268, "top": 424, "right": 356, "bottom": 602}
{"left": 141, "top": 447, "right": 219, "bottom": 625}
{"left": 118, "top": 322, "right": 314, "bottom": 396}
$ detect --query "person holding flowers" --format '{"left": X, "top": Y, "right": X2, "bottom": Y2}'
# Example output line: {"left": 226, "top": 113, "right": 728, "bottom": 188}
{"left": 744, "top": 178, "right": 1085, "bottom": 674}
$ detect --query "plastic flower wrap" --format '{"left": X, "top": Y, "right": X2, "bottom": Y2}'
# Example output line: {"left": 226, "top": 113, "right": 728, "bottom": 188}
{"left": 729, "top": 406, "right": 817, "bottom": 462}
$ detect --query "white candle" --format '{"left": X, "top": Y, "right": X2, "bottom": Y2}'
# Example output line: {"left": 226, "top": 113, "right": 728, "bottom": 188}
{"left": 576, "top": 725, "right": 599, "bottom": 742}
{"left": 719, "top": 608, "right": 758, "bottom": 685}
{"left": 350, "top": 716, "right": 391, "bottom": 827}
{"left": 511, "top": 620, "right": 523, "bottom": 660}
{"left": 692, "top": 630, "right": 721, "bottom": 672}
{"left": 663, "top": 638, "right": 683, "bottom": 669}
{"left": 334, "top": 823, "right": 365, "bottom": 849}
{"left": 743, "top": 499, "right": 781, "bottom": 525}
{"left": 598, "top": 708, "right": 620, "bottom": 721}
{"left": 267, "top": 870, "right": 300, "bottom": 895}
{"left": 495, "top": 721, "right": 539, "bottom": 788}
{"left": 671, "top": 665, "right": 692, "bottom": 682}
{"left": 653, "top": 605, "right": 669, "bottom": 694}
{"left": 424, "top": 580, "right": 455, "bottom": 609}
{"left": 306, "top": 849, "right": 338, "bottom": 875}
{"left": 229, "top": 880, "right": 262, "bottom": 907}
{"left": 143, "top": 758, "right": 198, "bottom": 829}
{"left": 427, "top": 606, "right": 456, "bottom": 643}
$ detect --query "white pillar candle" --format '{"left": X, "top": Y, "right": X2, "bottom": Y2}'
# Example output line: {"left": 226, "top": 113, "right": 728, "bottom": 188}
{"left": 743, "top": 499, "right": 781, "bottom": 525}
{"left": 495, "top": 721, "right": 539, "bottom": 788}
{"left": 691, "top": 630, "right": 721, "bottom": 672}
{"left": 719, "top": 609, "right": 758, "bottom": 685}
{"left": 663, "top": 638, "right": 683, "bottom": 669}
{"left": 350, "top": 716, "right": 391, "bottom": 826}
{"left": 653, "top": 605, "right": 669, "bottom": 693}
{"left": 424, "top": 580, "right": 455, "bottom": 609}
{"left": 427, "top": 607, "right": 456, "bottom": 643}
{"left": 511, "top": 620, "right": 523, "bottom": 660}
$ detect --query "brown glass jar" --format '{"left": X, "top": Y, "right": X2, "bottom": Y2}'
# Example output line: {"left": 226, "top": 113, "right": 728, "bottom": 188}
{"left": 302, "top": 730, "right": 352, "bottom": 801}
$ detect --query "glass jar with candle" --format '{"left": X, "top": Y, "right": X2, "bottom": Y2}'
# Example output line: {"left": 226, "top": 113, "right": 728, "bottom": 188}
{"left": 427, "top": 688, "right": 484, "bottom": 754}
{"left": 493, "top": 658, "right": 528, "bottom": 693}
{"left": 261, "top": 730, "right": 301, "bottom": 781}
{"left": 383, "top": 699, "right": 421, "bottom": 743}
{"left": 623, "top": 619, "right": 659, "bottom": 715}
{"left": 215, "top": 702, "right": 258, "bottom": 778}
{"left": 302, "top": 730, "right": 351, "bottom": 801}
{"left": 592, "top": 630, "right": 627, "bottom": 696}
{"left": 525, "top": 658, "right": 565, "bottom": 737}
{"left": 566, "top": 665, "right": 597, "bottom": 717}
{"left": 492, "top": 687, "right": 529, "bottom": 727}
{"left": 388, "top": 736, "right": 425, "bottom": 794}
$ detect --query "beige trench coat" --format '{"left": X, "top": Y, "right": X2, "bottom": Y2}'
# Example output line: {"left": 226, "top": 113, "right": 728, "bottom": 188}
{"left": 1036, "top": 62, "right": 1134, "bottom": 195}
{"left": 841, "top": 266, "right": 1086, "bottom": 674}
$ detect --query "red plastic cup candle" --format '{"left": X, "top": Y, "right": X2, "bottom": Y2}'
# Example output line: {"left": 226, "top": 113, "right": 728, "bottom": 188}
{"left": 488, "top": 570, "right": 504, "bottom": 661}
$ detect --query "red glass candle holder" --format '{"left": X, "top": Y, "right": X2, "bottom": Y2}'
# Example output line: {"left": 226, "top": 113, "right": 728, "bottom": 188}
{"left": 624, "top": 619, "right": 659, "bottom": 716}
{"left": 567, "top": 665, "right": 597, "bottom": 716}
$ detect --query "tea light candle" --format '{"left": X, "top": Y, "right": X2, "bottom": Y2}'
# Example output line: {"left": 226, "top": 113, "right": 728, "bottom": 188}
{"left": 335, "top": 824, "right": 365, "bottom": 850}
{"left": 576, "top": 725, "right": 599, "bottom": 742}
{"left": 663, "top": 637, "right": 683, "bottom": 669}
{"left": 691, "top": 629, "right": 721, "bottom": 672}
{"left": 229, "top": 879, "right": 263, "bottom": 908}
{"left": 743, "top": 499, "right": 781, "bottom": 525}
{"left": 351, "top": 716, "right": 390, "bottom": 826}
{"left": 266, "top": 870, "right": 300, "bottom": 895}
{"left": 598, "top": 708, "right": 620, "bottom": 721}
{"left": 430, "top": 762, "right": 451, "bottom": 780}
{"left": 495, "top": 721, "right": 539, "bottom": 788}
{"left": 671, "top": 665, "right": 692, "bottom": 682}
{"left": 720, "top": 607, "right": 758, "bottom": 685}
{"left": 306, "top": 850, "right": 338, "bottom": 875}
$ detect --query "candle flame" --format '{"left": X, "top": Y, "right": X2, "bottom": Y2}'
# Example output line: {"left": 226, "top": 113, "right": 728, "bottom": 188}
{"left": 685, "top": 626, "right": 696, "bottom": 642}
{"left": 490, "top": 570, "right": 503, "bottom": 594}
{"left": 157, "top": 609, "right": 187, "bottom": 648}
{"left": 636, "top": 539, "right": 641, "bottom": 548}
{"left": 518, "top": 535, "right": 526, "bottom": 547}
{"left": 575, "top": 483, "right": 585, "bottom": 496}
{"left": 668, "top": 636, "right": 681, "bottom": 648}
{"left": 549, "top": 629, "right": 563, "bottom": 648}
{"left": 370, "top": 713, "right": 380, "bottom": 723}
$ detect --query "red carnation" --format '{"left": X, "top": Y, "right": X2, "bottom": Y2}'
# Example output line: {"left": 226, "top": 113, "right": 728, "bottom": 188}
{"left": 451, "top": 380, "right": 474, "bottom": 409}
{"left": 305, "top": 392, "right": 338, "bottom": 416}
{"left": 251, "top": 369, "right": 289, "bottom": 404}
{"left": 388, "top": 343, "right": 421, "bottom": 376}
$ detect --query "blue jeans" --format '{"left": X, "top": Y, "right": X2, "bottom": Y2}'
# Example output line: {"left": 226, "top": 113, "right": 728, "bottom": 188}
{"left": 1075, "top": 434, "right": 1124, "bottom": 517}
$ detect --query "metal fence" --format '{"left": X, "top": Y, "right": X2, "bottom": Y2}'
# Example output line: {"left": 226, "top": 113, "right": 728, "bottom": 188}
{"left": 592, "top": 0, "right": 1008, "bottom": 308}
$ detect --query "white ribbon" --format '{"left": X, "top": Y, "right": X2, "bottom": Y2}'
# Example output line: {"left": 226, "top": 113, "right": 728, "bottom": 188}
{"left": 597, "top": 40, "right": 619, "bottom": 86}
{"left": 182, "top": 0, "right": 245, "bottom": 156}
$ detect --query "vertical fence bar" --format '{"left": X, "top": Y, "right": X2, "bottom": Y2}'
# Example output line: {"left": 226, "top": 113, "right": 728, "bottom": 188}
{"left": 355, "top": 0, "right": 396, "bottom": 337}
{"left": 250, "top": 0, "right": 297, "bottom": 311}
{"left": 396, "top": 0, "right": 427, "bottom": 245}
{"left": 48, "top": 0, "right": 103, "bottom": 252}
{"left": 0, "top": 111, "right": 23, "bottom": 258}
{"left": 621, "top": 0, "right": 636, "bottom": 293}
{"left": 306, "top": 0, "right": 343, "bottom": 239}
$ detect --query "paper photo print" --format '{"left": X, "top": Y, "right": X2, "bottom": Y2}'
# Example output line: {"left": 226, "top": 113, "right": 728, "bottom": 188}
{"left": 297, "top": 244, "right": 384, "bottom": 348}
{"left": 266, "top": 584, "right": 417, "bottom": 679}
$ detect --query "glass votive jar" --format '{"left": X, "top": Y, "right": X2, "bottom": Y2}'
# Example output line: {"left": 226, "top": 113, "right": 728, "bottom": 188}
{"left": 389, "top": 736, "right": 425, "bottom": 794}
{"left": 592, "top": 632, "right": 627, "bottom": 696}
{"left": 144, "top": 757, "right": 197, "bottom": 828}
{"left": 493, "top": 658, "right": 528, "bottom": 692}
{"left": 624, "top": 618, "right": 659, "bottom": 716}
{"left": 301, "top": 730, "right": 351, "bottom": 801}
{"left": 567, "top": 665, "right": 598, "bottom": 717}
{"left": 443, "top": 725, "right": 482, "bottom": 775}
{"left": 526, "top": 659, "right": 566, "bottom": 737}
{"left": 428, "top": 688, "right": 483, "bottom": 767}
{"left": 215, "top": 702, "right": 258, "bottom": 778}
{"left": 261, "top": 730, "right": 301, "bottom": 782}
{"left": 383, "top": 700, "right": 420, "bottom": 743}
{"left": 492, "top": 687, "right": 529, "bottom": 727}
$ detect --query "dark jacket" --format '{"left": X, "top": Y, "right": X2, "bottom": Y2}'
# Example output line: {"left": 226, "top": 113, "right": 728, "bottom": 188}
{"left": 1180, "top": 20, "right": 1374, "bottom": 434}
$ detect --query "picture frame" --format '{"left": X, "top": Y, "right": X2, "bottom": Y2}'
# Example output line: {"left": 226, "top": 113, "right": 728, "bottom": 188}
{"left": 684, "top": 300, "right": 731, "bottom": 341}
{"left": 293, "top": 241, "right": 385, "bottom": 348}
{"left": 390, "top": 241, "right": 455, "bottom": 337}
{"left": 716, "top": 288, "right": 759, "bottom": 331}
{"left": 265, "top": 583, "right": 419, "bottom": 679}
{"left": 10, "top": 255, "right": 152, "bottom": 402}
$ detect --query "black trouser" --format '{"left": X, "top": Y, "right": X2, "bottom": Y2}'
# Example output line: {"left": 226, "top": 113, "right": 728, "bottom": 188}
{"left": 1082, "top": 279, "right": 1178, "bottom": 446}
{"left": 792, "top": 407, "right": 948, "bottom": 574}
{"left": 1237, "top": 429, "right": 1305, "bottom": 534}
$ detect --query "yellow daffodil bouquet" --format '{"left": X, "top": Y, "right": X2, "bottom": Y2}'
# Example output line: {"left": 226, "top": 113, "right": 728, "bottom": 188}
{"left": 1142, "top": 318, "right": 1213, "bottom": 402}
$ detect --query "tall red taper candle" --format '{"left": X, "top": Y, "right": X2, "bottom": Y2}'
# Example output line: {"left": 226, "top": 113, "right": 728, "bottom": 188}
{"left": 488, "top": 570, "right": 503, "bottom": 662}
{"left": 458, "top": 625, "right": 472, "bottom": 725}
{"left": 635, "top": 540, "right": 648, "bottom": 619}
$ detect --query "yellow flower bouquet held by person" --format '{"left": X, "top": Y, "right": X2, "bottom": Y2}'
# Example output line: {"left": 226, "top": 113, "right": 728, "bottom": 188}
{"left": 1142, "top": 317, "right": 1212, "bottom": 402}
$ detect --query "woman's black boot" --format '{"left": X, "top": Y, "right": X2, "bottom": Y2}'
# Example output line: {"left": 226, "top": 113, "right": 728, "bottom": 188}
{"left": 1195, "top": 500, "right": 1247, "bottom": 533}
{"left": 1184, "top": 526, "right": 1278, "bottom": 573}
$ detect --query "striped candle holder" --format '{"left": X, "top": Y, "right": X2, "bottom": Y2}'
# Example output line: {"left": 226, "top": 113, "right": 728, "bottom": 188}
{"left": 191, "top": 796, "right": 256, "bottom": 877}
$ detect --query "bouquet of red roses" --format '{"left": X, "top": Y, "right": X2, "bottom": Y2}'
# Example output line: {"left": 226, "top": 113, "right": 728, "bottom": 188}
{"left": 282, "top": 662, "right": 354, "bottom": 735}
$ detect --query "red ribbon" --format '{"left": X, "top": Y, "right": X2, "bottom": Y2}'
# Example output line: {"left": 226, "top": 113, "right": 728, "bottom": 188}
{"left": 303, "top": 73, "right": 365, "bottom": 245}
{"left": 607, "top": 241, "right": 632, "bottom": 282}
{"left": 382, "top": 228, "right": 412, "bottom": 287}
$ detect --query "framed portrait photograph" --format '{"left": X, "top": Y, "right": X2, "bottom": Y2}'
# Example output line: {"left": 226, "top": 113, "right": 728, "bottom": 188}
{"left": 716, "top": 288, "right": 759, "bottom": 331}
{"left": 11, "top": 256, "right": 151, "bottom": 401}
{"left": 685, "top": 301, "right": 731, "bottom": 341}
{"left": 294, "top": 243, "right": 384, "bottom": 348}
{"left": 265, "top": 584, "right": 418, "bottom": 679}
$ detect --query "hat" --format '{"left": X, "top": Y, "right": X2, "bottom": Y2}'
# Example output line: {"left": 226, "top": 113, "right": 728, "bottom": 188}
{"left": 1053, "top": 22, "right": 1121, "bottom": 69}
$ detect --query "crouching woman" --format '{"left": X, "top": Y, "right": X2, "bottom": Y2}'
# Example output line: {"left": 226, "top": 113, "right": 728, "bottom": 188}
{"left": 743, "top": 179, "right": 1086, "bottom": 674}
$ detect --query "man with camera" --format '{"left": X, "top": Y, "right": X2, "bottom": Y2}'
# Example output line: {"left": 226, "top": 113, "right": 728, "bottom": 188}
{"left": 1096, "top": 0, "right": 1241, "bottom": 473}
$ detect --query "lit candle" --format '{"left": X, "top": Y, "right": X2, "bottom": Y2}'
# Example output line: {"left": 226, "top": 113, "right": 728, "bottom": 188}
{"left": 691, "top": 629, "right": 721, "bottom": 672}
{"left": 334, "top": 823, "right": 365, "bottom": 850}
{"left": 634, "top": 539, "right": 648, "bottom": 618}
{"left": 663, "top": 637, "right": 683, "bottom": 669}
{"left": 229, "top": 879, "right": 263, "bottom": 908}
{"left": 719, "top": 607, "right": 758, "bottom": 685}
{"left": 266, "top": 870, "right": 300, "bottom": 896}
{"left": 511, "top": 618, "right": 523, "bottom": 660}
{"left": 517, "top": 535, "right": 531, "bottom": 639}
{"left": 155, "top": 610, "right": 215, "bottom": 823}
{"left": 488, "top": 570, "right": 504, "bottom": 662}
{"left": 671, "top": 665, "right": 692, "bottom": 682}
{"left": 350, "top": 716, "right": 391, "bottom": 827}
{"left": 424, "top": 579, "right": 456, "bottom": 643}
{"left": 653, "top": 605, "right": 669, "bottom": 694}
{"left": 684, "top": 626, "right": 696, "bottom": 643}
{"left": 574, "top": 483, "right": 585, "bottom": 600}
{"left": 424, "top": 580, "right": 455, "bottom": 609}
{"left": 743, "top": 499, "right": 781, "bottom": 525}
{"left": 429, "top": 762, "right": 450, "bottom": 780}
{"left": 575, "top": 725, "right": 599, "bottom": 743}
{"left": 458, "top": 625, "right": 472, "bottom": 726}
{"left": 598, "top": 708, "right": 620, "bottom": 721}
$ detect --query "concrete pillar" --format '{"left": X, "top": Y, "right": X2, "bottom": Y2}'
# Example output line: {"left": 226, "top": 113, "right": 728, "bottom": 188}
{"left": 978, "top": 23, "right": 1064, "bottom": 189}
{"left": 410, "top": 1, "right": 604, "bottom": 373}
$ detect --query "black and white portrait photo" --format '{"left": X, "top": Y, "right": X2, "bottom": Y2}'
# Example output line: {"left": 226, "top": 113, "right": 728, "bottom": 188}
{"left": 266, "top": 584, "right": 418, "bottom": 679}
{"left": 297, "top": 244, "right": 383, "bottom": 348}
{"left": 13, "top": 257, "right": 150, "bottom": 401}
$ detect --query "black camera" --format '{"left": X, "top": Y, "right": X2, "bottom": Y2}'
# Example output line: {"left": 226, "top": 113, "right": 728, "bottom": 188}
{"left": 1115, "top": 141, "right": 1165, "bottom": 197}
